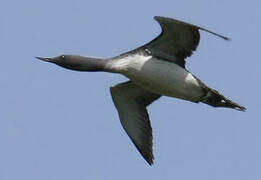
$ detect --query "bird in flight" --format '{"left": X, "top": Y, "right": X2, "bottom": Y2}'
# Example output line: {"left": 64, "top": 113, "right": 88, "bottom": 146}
{"left": 37, "top": 16, "right": 246, "bottom": 165}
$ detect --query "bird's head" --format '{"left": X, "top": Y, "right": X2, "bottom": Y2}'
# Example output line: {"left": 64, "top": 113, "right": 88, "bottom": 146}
{"left": 36, "top": 55, "right": 105, "bottom": 71}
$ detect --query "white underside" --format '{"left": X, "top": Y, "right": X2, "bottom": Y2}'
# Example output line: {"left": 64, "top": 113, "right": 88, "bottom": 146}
{"left": 108, "top": 54, "right": 204, "bottom": 102}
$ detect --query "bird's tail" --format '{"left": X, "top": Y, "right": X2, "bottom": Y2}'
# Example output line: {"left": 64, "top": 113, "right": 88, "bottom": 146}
{"left": 200, "top": 88, "right": 246, "bottom": 111}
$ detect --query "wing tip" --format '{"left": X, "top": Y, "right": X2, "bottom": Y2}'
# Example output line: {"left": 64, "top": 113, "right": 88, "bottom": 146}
{"left": 147, "top": 159, "right": 154, "bottom": 166}
{"left": 153, "top": 16, "right": 231, "bottom": 41}
{"left": 223, "top": 36, "right": 231, "bottom": 41}
{"left": 143, "top": 153, "right": 154, "bottom": 166}
{"left": 200, "top": 27, "right": 231, "bottom": 41}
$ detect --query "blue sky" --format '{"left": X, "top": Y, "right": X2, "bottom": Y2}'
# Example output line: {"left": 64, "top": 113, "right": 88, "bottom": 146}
{"left": 0, "top": 0, "right": 260, "bottom": 179}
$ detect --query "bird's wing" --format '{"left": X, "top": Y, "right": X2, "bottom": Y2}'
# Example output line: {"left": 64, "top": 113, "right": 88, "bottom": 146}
{"left": 144, "top": 16, "right": 230, "bottom": 68}
{"left": 110, "top": 81, "right": 160, "bottom": 165}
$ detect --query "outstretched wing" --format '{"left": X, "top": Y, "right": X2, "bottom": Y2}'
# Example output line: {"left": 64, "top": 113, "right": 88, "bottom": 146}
{"left": 145, "top": 16, "right": 230, "bottom": 68}
{"left": 110, "top": 81, "right": 160, "bottom": 165}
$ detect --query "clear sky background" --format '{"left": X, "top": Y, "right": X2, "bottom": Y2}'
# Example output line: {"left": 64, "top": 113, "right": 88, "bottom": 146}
{"left": 0, "top": 0, "right": 260, "bottom": 179}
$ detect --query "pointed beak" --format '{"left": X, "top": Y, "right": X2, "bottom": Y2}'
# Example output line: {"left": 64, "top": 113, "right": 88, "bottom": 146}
{"left": 35, "top": 56, "right": 54, "bottom": 62}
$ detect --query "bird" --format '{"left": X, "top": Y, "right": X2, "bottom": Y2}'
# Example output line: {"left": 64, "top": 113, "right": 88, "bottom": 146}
{"left": 36, "top": 16, "right": 246, "bottom": 165}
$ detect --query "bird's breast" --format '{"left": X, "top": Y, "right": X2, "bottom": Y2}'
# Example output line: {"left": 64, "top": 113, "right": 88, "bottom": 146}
{"left": 109, "top": 54, "right": 204, "bottom": 102}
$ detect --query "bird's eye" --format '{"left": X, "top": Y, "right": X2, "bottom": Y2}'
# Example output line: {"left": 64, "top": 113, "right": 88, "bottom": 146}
{"left": 61, "top": 55, "right": 65, "bottom": 59}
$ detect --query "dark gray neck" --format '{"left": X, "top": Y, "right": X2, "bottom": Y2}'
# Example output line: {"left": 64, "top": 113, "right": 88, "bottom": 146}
{"left": 57, "top": 55, "right": 109, "bottom": 72}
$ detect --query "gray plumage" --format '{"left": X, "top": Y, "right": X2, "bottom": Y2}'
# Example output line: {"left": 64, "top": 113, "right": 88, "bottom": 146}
{"left": 37, "top": 16, "right": 246, "bottom": 165}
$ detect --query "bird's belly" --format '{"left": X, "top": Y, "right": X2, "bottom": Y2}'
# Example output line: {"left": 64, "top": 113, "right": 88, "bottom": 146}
{"left": 123, "top": 57, "right": 204, "bottom": 102}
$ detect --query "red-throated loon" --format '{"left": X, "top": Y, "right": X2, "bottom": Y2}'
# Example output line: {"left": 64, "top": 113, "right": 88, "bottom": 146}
{"left": 36, "top": 16, "right": 246, "bottom": 165}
